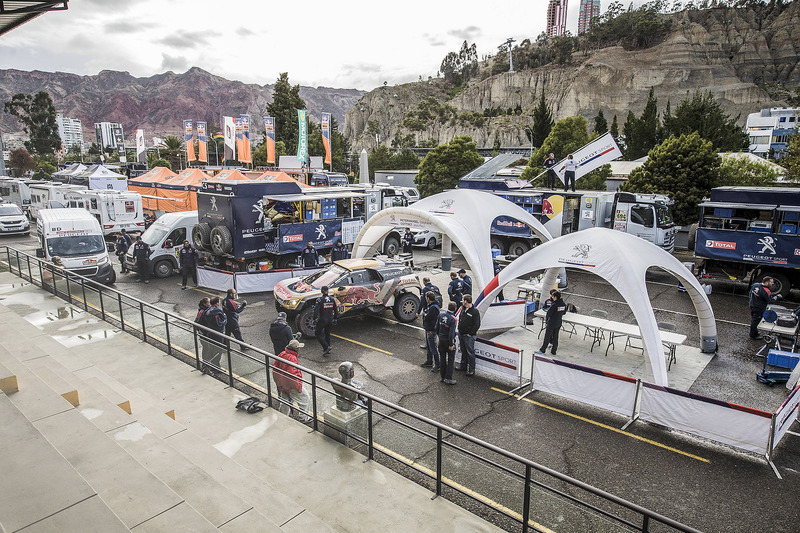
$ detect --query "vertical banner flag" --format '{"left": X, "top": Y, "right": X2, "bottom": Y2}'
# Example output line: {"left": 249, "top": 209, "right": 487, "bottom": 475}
{"left": 184, "top": 120, "right": 196, "bottom": 162}
{"left": 553, "top": 132, "right": 622, "bottom": 183}
{"left": 321, "top": 112, "right": 332, "bottom": 166}
{"left": 263, "top": 116, "right": 275, "bottom": 165}
{"left": 223, "top": 116, "right": 236, "bottom": 162}
{"left": 114, "top": 127, "right": 126, "bottom": 163}
{"left": 240, "top": 114, "right": 252, "bottom": 164}
{"left": 196, "top": 122, "right": 208, "bottom": 163}
{"left": 135, "top": 129, "right": 146, "bottom": 163}
{"left": 296, "top": 109, "right": 307, "bottom": 165}
{"left": 235, "top": 117, "right": 243, "bottom": 162}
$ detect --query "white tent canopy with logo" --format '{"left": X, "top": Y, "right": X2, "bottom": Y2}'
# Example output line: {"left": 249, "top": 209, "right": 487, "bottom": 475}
{"left": 473, "top": 228, "right": 717, "bottom": 386}
{"left": 352, "top": 189, "right": 553, "bottom": 291}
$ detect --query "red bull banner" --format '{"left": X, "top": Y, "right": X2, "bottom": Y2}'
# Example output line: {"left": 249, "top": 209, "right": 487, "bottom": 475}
{"left": 184, "top": 120, "right": 196, "bottom": 162}
{"left": 321, "top": 112, "right": 332, "bottom": 166}
{"left": 223, "top": 116, "right": 236, "bottom": 162}
{"left": 235, "top": 117, "right": 243, "bottom": 162}
{"left": 196, "top": 121, "right": 207, "bottom": 163}
{"left": 239, "top": 115, "right": 252, "bottom": 164}
{"left": 263, "top": 116, "right": 275, "bottom": 165}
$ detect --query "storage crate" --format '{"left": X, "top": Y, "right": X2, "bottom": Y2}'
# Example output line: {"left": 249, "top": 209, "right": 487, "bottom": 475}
{"left": 526, "top": 301, "right": 537, "bottom": 314}
{"left": 780, "top": 224, "right": 796, "bottom": 234}
{"left": 784, "top": 211, "right": 800, "bottom": 222}
{"left": 714, "top": 208, "right": 733, "bottom": 217}
{"left": 767, "top": 349, "right": 799, "bottom": 370}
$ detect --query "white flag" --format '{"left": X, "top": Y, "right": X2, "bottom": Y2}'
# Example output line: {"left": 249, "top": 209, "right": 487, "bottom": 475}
{"left": 554, "top": 132, "right": 622, "bottom": 183}
{"left": 136, "top": 129, "right": 146, "bottom": 163}
{"left": 223, "top": 116, "right": 236, "bottom": 162}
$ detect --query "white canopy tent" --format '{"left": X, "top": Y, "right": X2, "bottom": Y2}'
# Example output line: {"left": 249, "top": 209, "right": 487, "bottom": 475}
{"left": 473, "top": 228, "right": 717, "bottom": 387}
{"left": 352, "top": 189, "right": 553, "bottom": 291}
{"left": 70, "top": 164, "right": 127, "bottom": 191}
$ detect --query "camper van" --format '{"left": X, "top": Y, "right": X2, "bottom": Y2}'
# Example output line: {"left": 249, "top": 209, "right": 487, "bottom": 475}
{"left": 0, "top": 178, "right": 35, "bottom": 217}
{"left": 28, "top": 183, "right": 85, "bottom": 220}
{"left": 125, "top": 211, "right": 200, "bottom": 278}
{"left": 65, "top": 189, "right": 145, "bottom": 236}
{"left": 36, "top": 208, "right": 116, "bottom": 285}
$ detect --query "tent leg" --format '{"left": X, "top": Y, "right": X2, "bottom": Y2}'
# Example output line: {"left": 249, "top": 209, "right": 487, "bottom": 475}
{"left": 621, "top": 379, "right": 643, "bottom": 431}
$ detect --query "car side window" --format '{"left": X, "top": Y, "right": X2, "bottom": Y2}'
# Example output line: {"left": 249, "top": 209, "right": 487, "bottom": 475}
{"left": 167, "top": 228, "right": 186, "bottom": 245}
{"left": 364, "top": 269, "right": 382, "bottom": 282}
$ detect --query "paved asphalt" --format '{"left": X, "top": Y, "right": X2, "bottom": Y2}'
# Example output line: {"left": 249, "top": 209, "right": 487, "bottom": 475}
{"left": 3, "top": 232, "right": 799, "bottom": 533}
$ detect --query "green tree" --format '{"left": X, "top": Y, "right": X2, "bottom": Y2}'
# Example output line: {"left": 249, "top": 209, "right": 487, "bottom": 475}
{"left": 267, "top": 73, "right": 306, "bottom": 156}
{"left": 521, "top": 116, "right": 591, "bottom": 184}
{"left": 663, "top": 90, "right": 748, "bottom": 151}
{"left": 368, "top": 145, "right": 393, "bottom": 181}
{"left": 783, "top": 133, "right": 800, "bottom": 184}
{"left": 414, "top": 136, "right": 483, "bottom": 197}
{"left": 717, "top": 154, "right": 784, "bottom": 187}
{"left": 622, "top": 110, "right": 639, "bottom": 159}
{"left": 63, "top": 144, "right": 83, "bottom": 163}
{"left": 622, "top": 88, "right": 659, "bottom": 160}
{"left": 576, "top": 164, "right": 611, "bottom": 191}
{"left": 149, "top": 158, "right": 172, "bottom": 170}
{"left": 624, "top": 132, "right": 721, "bottom": 225}
{"left": 389, "top": 148, "right": 420, "bottom": 170}
{"left": 252, "top": 140, "right": 287, "bottom": 168}
{"left": 9, "top": 148, "right": 35, "bottom": 177}
{"left": 87, "top": 143, "right": 101, "bottom": 163}
{"left": 610, "top": 114, "right": 620, "bottom": 140}
{"left": 531, "top": 91, "right": 554, "bottom": 148}
{"left": 162, "top": 135, "right": 184, "bottom": 170}
{"left": 593, "top": 110, "right": 608, "bottom": 135}
{"left": 4, "top": 91, "right": 61, "bottom": 155}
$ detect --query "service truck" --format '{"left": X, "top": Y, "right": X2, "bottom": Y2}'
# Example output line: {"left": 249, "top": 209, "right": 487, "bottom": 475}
{"left": 459, "top": 177, "right": 677, "bottom": 256}
{"left": 692, "top": 186, "right": 800, "bottom": 297}
{"left": 64, "top": 189, "right": 145, "bottom": 236}
{"left": 192, "top": 180, "right": 411, "bottom": 271}
{"left": 125, "top": 211, "right": 203, "bottom": 278}
{"left": 35, "top": 208, "right": 116, "bottom": 285}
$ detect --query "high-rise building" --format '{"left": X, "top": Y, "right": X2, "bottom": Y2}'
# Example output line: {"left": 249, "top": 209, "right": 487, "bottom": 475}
{"left": 578, "top": 0, "right": 601, "bottom": 34}
{"left": 56, "top": 115, "right": 83, "bottom": 152}
{"left": 746, "top": 107, "right": 799, "bottom": 159}
{"left": 547, "top": 0, "right": 568, "bottom": 37}
{"left": 94, "top": 122, "right": 124, "bottom": 149}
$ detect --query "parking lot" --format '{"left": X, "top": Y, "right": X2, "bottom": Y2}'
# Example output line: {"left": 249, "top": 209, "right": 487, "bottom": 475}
{"left": 2, "top": 231, "right": 799, "bottom": 533}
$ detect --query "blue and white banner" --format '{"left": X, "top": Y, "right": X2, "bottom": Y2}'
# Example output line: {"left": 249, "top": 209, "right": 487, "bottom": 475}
{"left": 696, "top": 228, "right": 800, "bottom": 269}
{"left": 554, "top": 132, "right": 622, "bottom": 183}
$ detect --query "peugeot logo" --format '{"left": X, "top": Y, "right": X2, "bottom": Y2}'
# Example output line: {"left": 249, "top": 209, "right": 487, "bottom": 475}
{"left": 572, "top": 244, "right": 591, "bottom": 258}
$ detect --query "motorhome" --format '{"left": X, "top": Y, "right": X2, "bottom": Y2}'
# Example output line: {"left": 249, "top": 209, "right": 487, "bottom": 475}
{"left": 36, "top": 208, "right": 115, "bottom": 285}
{"left": 28, "top": 183, "right": 85, "bottom": 220}
{"left": 65, "top": 189, "right": 145, "bottom": 236}
{"left": 0, "top": 178, "right": 36, "bottom": 217}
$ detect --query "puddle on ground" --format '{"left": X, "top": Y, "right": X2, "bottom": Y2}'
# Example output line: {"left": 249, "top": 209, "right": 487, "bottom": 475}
{"left": 51, "top": 328, "right": 121, "bottom": 348}
{"left": 113, "top": 422, "right": 152, "bottom": 442}
{"left": 214, "top": 417, "right": 273, "bottom": 458}
{"left": 81, "top": 408, "right": 103, "bottom": 421}
{"left": 0, "top": 282, "right": 32, "bottom": 294}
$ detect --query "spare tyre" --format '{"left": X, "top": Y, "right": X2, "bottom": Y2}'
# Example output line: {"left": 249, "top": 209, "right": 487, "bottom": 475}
{"left": 193, "top": 223, "right": 211, "bottom": 251}
{"left": 211, "top": 225, "right": 233, "bottom": 255}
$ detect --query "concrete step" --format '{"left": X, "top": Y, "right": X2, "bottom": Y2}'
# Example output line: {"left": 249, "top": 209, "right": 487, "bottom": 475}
{"left": 0, "top": 392, "right": 129, "bottom": 533}
{"left": 0, "top": 360, "right": 18, "bottom": 394}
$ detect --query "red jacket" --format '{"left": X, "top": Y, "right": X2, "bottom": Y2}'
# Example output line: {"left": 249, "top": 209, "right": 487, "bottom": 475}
{"left": 272, "top": 348, "right": 302, "bottom": 393}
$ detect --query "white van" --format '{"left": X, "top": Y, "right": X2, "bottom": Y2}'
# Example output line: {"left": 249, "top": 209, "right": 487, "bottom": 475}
{"left": 65, "top": 189, "right": 145, "bottom": 236}
{"left": 36, "top": 208, "right": 116, "bottom": 285}
{"left": 28, "top": 183, "right": 85, "bottom": 220}
{"left": 125, "top": 210, "right": 199, "bottom": 278}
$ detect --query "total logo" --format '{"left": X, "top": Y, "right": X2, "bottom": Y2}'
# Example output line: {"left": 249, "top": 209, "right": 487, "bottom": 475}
{"left": 705, "top": 240, "right": 736, "bottom": 250}
{"left": 282, "top": 234, "right": 303, "bottom": 243}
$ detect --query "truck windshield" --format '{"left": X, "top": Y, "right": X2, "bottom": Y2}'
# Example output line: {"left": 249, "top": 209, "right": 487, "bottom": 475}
{"left": 47, "top": 235, "right": 106, "bottom": 256}
{"left": 656, "top": 205, "right": 674, "bottom": 228}
{"left": 141, "top": 225, "right": 169, "bottom": 247}
{"left": 304, "top": 265, "right": 348, "bottom": 289}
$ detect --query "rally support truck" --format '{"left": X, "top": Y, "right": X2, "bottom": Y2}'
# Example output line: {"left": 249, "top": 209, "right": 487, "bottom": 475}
{"left": 191, "top": 180, "right": 410, "bottom": 272}
{"left": 35, "top": 208, "right": 116, "bottom": 285}
{"left": 273, "top": 257, "right": 422, "bottom": 337}
{"left": 459, "top": 176, "right": 677, "bottom": 256}
{"left": 125, "top": 211, "right": 205, "bottom": 278}
{"left": 692, "top": 186, "right": 800, "bottom": 298}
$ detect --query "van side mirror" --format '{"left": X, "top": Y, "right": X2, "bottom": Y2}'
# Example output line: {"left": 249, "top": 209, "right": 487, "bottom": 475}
{"left": 36, "top": 248, "right": 44, "bottom": 258}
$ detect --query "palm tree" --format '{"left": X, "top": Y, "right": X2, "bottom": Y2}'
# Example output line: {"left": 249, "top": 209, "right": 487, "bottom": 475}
{"left": 162, "top": 135, "right": 185, "bottom": 170}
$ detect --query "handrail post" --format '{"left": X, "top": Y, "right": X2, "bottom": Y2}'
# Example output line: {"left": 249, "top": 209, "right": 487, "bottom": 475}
{"left": 14, "top": 250, "right": 20, "bottom": 275}
{"left": 65, "top": 272, "right": 72, "bottom": 304}
{"left": 164, "top": 312, "right": 172, "bottom": 356}
{"left": 367, "top": 398, "right": 374, "bottom": 461}
{"left": 265, "top": 356, "right": 273, "bottom": 408}
{"left": 193, "top": 326, "right": 201, "bottom": 370}
{"left": 522, "top": 465, "right": 531, "bottom": 533}
{"left": 26, "top": 255, "right": 32, "bottom": 282}
{"left": 98, "top": 288, "right": 105, "bottom": 320}
{"left": 435, "top": 427, "right": 443, "bottom": 497}
{"left": 139, "top": 301, "right": 147, "bottom": 341}
{"left": 37, "top": 260, "right": 43, "bottom": 287}
{"left": 118, "top": 293, "right": 125, "bottom": 331}
{"left": 226, "top": 339, "right": 233, "bottom": 387}
{"left": 311, "top": 374, "right": 318, "bottom": 431}
{"left": 642, "top": 514, "right": 650, "bottom": 533}
{"left": 81, "top": 278, "right": 88, "bottom": 311}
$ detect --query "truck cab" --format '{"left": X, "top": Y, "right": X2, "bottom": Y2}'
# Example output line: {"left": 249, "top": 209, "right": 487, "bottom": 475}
{"left": 125, "top": 211, "right": 200, "bottom": 278}
{"left": 36, "top": 208, "right": 115, "bottom": 285}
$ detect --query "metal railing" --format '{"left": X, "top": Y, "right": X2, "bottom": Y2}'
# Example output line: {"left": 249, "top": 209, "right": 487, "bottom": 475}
{"left": 1, "top": 245, "right": 702, "bottom": 533}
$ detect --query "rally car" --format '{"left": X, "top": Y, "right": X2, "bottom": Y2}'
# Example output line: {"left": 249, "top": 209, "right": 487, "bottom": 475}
{"left": 273, "top": 257, "right": 422, "bottom": 337}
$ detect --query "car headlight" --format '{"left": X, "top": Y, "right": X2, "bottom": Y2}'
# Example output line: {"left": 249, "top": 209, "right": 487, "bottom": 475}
{"left": 97, "top": 256, "right": 109, "bottom": 265}
{"left": 283, "top": 298, "right": 300, "bottom": 310}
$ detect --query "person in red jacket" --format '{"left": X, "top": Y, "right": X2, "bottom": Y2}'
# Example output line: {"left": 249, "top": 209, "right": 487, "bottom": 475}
{"left": 271, "top": 338, "right": 311, "bottom": 422}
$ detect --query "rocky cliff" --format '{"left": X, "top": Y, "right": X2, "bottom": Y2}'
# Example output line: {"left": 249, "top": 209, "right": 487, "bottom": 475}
{"left": 0, "top": 67, "right": 363, "bottom": 142}
{"left": 345, "top": 3, "right": 800, "bottom": 151}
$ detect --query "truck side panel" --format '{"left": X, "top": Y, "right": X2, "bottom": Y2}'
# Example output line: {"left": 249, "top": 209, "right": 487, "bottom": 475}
{"left": 695, "top": 228, "right": 800, "bottom": 269}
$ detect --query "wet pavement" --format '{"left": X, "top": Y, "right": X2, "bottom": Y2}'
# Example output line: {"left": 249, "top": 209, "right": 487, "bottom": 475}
{"left": 2, "top": 233, "right": 799, "bottom": 533}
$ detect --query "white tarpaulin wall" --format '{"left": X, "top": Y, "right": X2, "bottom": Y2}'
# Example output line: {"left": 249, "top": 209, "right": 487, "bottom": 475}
{"left": 352, "top": 189, "right": 553, "bottom": 292}
{"left": 478, "top": 300, "right": 527, "bottom": 331}
{"left": 474, "top": 228, "right": 717, "bottom": 387}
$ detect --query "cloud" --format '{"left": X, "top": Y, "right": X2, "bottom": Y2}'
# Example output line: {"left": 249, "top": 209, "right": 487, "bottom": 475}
{"left": 160, "top": 53, "right": 188, "bottom": 72}
{"left": 105, "top": 20, "right": 146, "bottom": 34}
{"left": 159, "top": 31, "right": 209, "bottom": 49}
{"left": 447, "top": 26, "right": 482, "bottom": 41}
{"left": 422, "top": 33, "right": 446, "bottom": 47}
{"left": 237, "top": 27, "right": 255, "bottom": 37}
{"left": 67, "top": 34, "right": 94, "bottom": 49}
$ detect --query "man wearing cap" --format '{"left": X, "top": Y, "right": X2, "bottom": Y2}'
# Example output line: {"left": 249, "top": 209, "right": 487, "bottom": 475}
{"left": 272, "top": 339, "right": 311, "bottom": 422}
{"left": 302, "top": 241, "right": 319, "bottom": 267}
{"left": 458, "top": 269, "right": 472, "bottom": 297}
{"left": 132, "top": 235, "right": 152, "bottom": 283}
{"left": 270, "top": 312, "right": 296, "bottom": 354}
{"left": 314, "top": 285, "right": 339, "bottom": 355}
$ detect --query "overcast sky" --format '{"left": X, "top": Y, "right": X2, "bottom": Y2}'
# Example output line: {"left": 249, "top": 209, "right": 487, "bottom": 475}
{"left": 0, "top": 0, "right": 589, "bottom": 91}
